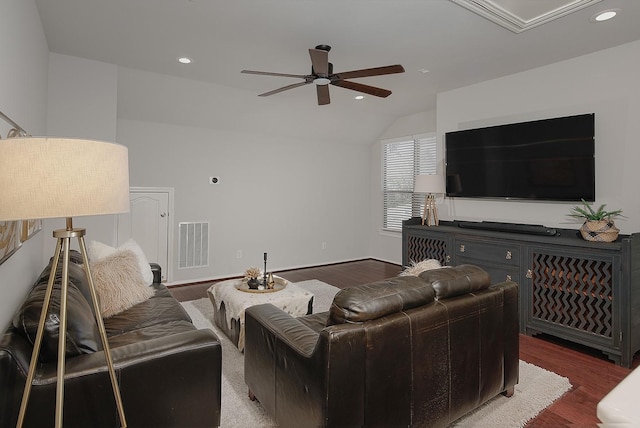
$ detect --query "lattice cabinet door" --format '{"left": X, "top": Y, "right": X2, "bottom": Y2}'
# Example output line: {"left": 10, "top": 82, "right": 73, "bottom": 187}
{"left": 403, "top": 233, "right": 450, "bottom": 267}
{"left": 525, "top": 246, "right": 621, "bottom": 363}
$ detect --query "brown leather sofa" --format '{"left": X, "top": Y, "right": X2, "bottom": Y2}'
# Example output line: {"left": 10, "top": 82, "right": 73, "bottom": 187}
{"left": 0, "top": 251, "right": 221, "bottom": 427}
{"left": 244, "top": 264, "right": 519, "bottom": 428}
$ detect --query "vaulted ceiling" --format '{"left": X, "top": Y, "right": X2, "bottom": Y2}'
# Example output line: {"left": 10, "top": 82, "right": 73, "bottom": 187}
{"left": 35, "top": 0, "right": 640, "bottom": 143}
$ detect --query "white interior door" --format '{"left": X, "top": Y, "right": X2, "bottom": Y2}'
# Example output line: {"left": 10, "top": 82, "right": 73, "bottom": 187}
{"left": 117, "top": 187, "right": 173, "bottom": 282}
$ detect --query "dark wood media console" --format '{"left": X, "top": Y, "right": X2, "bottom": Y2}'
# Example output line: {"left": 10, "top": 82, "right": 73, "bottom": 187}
{"left": 402, "top": 218, "right": 640, "bottom": 367}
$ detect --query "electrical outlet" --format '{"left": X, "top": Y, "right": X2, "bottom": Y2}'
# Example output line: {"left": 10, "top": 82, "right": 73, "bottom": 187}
{"left": 209, "top": 176, "right": 219, "bottom": 184}
{"left": 321, "top": 242, "right": 327, "bottom": 250}
{"left": 236, "top": 249, "right": 242, "bottom": 259}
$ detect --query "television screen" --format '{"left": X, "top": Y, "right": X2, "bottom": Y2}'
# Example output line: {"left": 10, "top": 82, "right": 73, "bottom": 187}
{"left": 445, "top": 113, "right": 595, "bottom": 202}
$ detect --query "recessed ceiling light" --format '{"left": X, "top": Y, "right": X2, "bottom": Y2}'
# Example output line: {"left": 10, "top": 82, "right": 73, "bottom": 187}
{"left": 177, "top": 56, "right": 192, "bottom": 64}
{"left": 354, "top": 95, "right": 365, "bottom": 100}
{"left": 591, "top": 9, "right": 619, "bottom": 22}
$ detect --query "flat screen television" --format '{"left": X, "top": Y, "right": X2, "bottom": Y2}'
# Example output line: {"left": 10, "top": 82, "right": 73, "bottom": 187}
{"left": 445, "top": 113, "right": 595, "bottom": 202}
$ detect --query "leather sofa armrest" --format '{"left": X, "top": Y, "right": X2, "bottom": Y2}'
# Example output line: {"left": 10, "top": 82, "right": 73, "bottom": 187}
{"left": 245, "top": 304, "right": 367, "bottom": 427}
{"left": 246, "top": 304, "right": 319, "bottom": 356}
{"left": 1, "top": 329, "right": 222, "bottom": 427}
{"left": 245, "top": 304, "right": 322, "bottom": 423}
{"left": 150, "top": 263, "right": 162, "bottom": 283}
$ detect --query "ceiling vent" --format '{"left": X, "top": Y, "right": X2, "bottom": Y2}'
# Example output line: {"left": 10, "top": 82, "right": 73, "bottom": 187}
{"left": 450, "top": 0, "right": 603, "bottom": 33}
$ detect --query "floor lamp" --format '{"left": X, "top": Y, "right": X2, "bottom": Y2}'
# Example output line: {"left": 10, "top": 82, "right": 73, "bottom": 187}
{"left": 414, "top": 174, "right": 445, "bottom": 226}
{"left": 0, "top": 137, "right": 130, "bottom": 428}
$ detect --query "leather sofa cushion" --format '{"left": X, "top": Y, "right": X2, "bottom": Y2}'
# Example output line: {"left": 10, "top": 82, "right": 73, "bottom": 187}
{"left": 328, "top": 275, "right": 435, "bottom": 325}
{"left": 12, "top": 253, "right": 103, "bottom": 362}
{"left": 106, "top": 320, "right": 196, "bottom": 348}
{"left": 419, "top": 264, "right": 490, "bottom": 300}
{"left": 103, "top": 284, "right": 192, "bottom": 337}
{"left": 36, "top": 254, "right": 96, "bottom": 312}
{"left": 12, "top": 279, "right": 102, "bottom": 363}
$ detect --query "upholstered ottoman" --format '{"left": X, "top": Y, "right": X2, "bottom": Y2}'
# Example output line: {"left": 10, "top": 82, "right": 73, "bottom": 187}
{"left": 207, "top": 279, "right": 313, "bottom": 351}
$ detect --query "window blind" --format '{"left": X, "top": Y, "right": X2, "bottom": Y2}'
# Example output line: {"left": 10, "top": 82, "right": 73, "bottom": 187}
{"left": 383, "top": 135, "right": 437, "bottom": 231}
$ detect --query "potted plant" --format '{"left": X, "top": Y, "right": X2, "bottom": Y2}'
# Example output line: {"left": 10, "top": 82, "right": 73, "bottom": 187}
{"left": 244, "top": 267, "right": 262, "bottom": 289}
{"left": 569, "top": 199, "right": 624, "bottom": 242}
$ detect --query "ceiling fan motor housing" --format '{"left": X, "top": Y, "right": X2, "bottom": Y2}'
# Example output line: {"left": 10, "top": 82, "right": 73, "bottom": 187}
{"left": 312, "top": 62, "right": 333, "bottom": 77}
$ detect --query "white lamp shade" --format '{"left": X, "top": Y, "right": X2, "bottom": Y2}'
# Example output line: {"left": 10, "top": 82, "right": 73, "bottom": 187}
{"left": 414, "top": 174, "right": 445, "bottom": 194}
{"left": 0, "top": 137, "right": 130, "bottom": 221}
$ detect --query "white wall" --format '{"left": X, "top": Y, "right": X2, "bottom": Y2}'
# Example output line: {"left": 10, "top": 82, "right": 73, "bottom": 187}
{"left": 42, "top": 53, "right": 121, "bottom": 258}
{"left": 436, "top": 40, "right": 640, "bottom": 234}
{"left": 0, "top": 0, "right": 50, "bottom": 330}
{"left": 118, "top": 118, "right": 371, "bottom": 282}
{"left": 31, "top": 52, "right": 372, "bottom": 286}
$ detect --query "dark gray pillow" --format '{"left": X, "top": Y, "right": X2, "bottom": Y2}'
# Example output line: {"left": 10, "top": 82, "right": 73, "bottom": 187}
{"left": 328, "top": 275, "right": 435, "bottom": 325}
{"left": 419, "top": 264, "right": 490, "bottom": 300}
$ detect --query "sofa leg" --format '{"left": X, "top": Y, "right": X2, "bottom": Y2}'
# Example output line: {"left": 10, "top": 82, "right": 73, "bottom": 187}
{"left": 503, "top": 387, "right": 515, "bottom": 397}
{"left": 248, "top": 389, "right": 256, "bottom": 401}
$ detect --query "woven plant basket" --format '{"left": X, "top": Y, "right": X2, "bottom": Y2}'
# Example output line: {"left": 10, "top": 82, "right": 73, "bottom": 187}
{"left": 579, "top": 220, "right": 620, "bottom": 242}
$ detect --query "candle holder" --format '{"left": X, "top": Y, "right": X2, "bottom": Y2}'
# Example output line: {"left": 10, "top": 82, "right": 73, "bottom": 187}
{"left": 263, "top": 252, "right": 268, "bottom": 289}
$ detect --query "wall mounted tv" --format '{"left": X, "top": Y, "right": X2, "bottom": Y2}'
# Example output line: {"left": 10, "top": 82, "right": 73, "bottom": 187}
{"left": 445, "top": 113, "right": 595, "bottom": 202}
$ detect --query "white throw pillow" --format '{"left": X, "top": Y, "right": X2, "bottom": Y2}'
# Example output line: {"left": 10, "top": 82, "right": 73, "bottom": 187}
{"left": 399, "top": 259, "right": 443, "bottom": 276}
{"left": 87, "top": 239, "right": 155, "bottom": 285}
{"left": 119, "top": 239, "right": 154, "bottom": 285}
{"left": 91, "top": 250, "right": 155, "bottom": 317}
{"left": 87, "top": 240, "right": 116, "bottom": 261}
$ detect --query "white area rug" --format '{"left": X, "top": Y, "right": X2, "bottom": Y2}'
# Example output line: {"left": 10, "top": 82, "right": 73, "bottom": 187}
{"left": 181, "top": 279, "right": 571, "bottom": 427}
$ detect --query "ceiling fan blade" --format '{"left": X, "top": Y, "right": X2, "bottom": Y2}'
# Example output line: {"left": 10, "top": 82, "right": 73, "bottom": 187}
{"left": 332, "top": 80, "right": 392, "bottom": 98}
{"left": 242, "top": 70, "right": 308, "bottom": 79}
{"left": 316, "top": 85, "right": 330, "bottom": 105}
{"left": 334, "top": 64, "right": 405, "bottom": 80}
{"left": 309, "top": 49, "right": 329, "bottom": 76}
{"left": 258, "top": 81, "right": 310, "bottom": 97}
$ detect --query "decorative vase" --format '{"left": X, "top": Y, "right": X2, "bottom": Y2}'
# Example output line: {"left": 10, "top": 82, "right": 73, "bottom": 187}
{"left": 247, "top": 278, "right": 260, "bottom": 289}
{"left": 579, "top": 220, "right": 619, "bottom": 242}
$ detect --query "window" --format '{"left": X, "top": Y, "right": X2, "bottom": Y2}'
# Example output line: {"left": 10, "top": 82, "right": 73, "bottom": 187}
{"left": 382, "top": 135, "right": 437, "bottom": 231}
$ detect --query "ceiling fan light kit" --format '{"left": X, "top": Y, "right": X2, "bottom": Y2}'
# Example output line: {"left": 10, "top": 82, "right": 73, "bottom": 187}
{"left": 241, "top": 44, "right": 405, "bottom": 105}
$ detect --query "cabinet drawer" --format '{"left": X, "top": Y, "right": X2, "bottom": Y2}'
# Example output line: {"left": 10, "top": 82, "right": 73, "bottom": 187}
{"left": 454, "top": 239, "right": 520, "bottom": 266}
{"left": 456, "top": 256, "right": 520, "bottom": 284}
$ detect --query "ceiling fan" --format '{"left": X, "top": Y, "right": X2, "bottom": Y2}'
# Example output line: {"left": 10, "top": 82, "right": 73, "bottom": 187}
{"left": 241, "top": 45, "right": 405, "bottom": 105}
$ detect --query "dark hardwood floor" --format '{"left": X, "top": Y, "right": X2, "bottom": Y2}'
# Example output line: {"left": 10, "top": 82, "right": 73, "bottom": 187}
{"left": 168, "top": 259, "right": 403, "bottom": 301}
{"left": 168, "top": 258, "right": 637, "bottom": 427}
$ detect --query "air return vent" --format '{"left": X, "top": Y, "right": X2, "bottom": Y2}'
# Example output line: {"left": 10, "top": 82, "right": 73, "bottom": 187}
{"left": 178, "top": 222, "right": 209, "bottom": 268}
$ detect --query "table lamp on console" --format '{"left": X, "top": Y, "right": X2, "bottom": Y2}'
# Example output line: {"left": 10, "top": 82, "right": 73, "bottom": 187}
{"left": 0, "top": 135, "right": 130, "bottom": 428}
{"left": 414, "top": 174, "right": 445, "bottom": 226}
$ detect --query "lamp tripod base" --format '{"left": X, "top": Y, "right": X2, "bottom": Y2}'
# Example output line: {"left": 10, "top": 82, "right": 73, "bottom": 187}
{"left": 16, "top": 221, "right": 127, "bottom": 428}
{"left": 422, "top": 194, "right": 439, "bottom": 226}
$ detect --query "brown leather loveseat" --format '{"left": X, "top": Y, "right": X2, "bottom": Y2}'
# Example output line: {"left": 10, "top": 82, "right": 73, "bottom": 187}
{"left": 244, "top": 264, "right": 519, "bottom": 427}
{"left": 0, "top": 251, "right": 222, "bottom": 427}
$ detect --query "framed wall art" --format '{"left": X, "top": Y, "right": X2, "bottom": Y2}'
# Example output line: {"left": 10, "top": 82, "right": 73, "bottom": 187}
{"left": 21, "top": 219, "right": 42, "bottom": 242}
{"left": 0, "top": 220, "right": 22, "bottom": 265}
